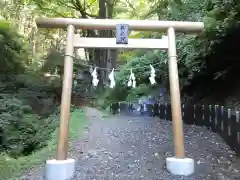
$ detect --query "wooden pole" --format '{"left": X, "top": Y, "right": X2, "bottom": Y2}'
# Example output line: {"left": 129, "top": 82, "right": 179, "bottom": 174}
{"left": 167, "top": 27, "right": 185, "bottom": 158}
{"left": 56, "top": 25, "right": 75, "bottom": 160}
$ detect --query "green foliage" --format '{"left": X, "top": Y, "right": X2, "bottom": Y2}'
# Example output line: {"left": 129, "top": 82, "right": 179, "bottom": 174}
{"left": 126, "top": 84, "right": 160, "bottom": 101}
{"left": 0, "top": 20, "right": 28, "bottom": 75}
{"left": 103, "top": 50, "right": 168, "bottom": 104}
{"left": 0, "top": 19, "right": 10, "bottom": 29}
{"left": 14, "top": 71, "right": 61, "bottom": 116}
{"left": 41, "top": 46, "right": 87, "bottom": 78}
{"left": 102, "top": 0, "right": 240, "bottom": 106}
{"left": 0, "top": 16, "right": 61, "bottom": 160}
{"left": 0, "top": 95, "right": 58, "bottom": 158}
{"left": 0, "top": 108, "right": 86, "bottom": 180}
{"left": 41, "top": 47, "right": 65, "bottom": 75}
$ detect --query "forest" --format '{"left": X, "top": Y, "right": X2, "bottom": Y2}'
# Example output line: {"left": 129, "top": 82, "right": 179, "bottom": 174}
{"left": 0, "top": 0, "right": 240, "bottom": 179}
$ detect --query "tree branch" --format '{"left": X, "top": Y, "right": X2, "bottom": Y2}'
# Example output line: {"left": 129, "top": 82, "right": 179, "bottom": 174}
{"left": 125, "top": 0, "right": 137, "bottom": 11}
{"left": 86, "top": 0, "right": 98, "bottom": 9}
{"left": 57, "top": 1, "right": 77, "bottom": 10}
{"left": 86, "top": 12, "right": 98, "bottom": 18}
{"left": 105, "top": 0, "right": 118, "bottom": 6}
{"left": 70, "top": 0, "right": 98, "bottom": 18}
{"left": 36, "top": 2, "right": 68, "bottom": 18}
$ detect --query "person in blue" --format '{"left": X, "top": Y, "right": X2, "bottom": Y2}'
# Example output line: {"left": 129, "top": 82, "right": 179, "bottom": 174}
{"left": 138, "top": 96, "right": 155, "bottom": 116}
{"left": 139, "top": 99, "right": 144, "bottom": 116}
{"left": 159, "top": 88, "right": 166, "bottom": 102}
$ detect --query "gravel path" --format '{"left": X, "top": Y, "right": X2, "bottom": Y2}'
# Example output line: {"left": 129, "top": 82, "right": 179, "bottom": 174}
{"left": 18, "top": 107, "right": 240, "bottom": 180}
{"left": 71, "top": 107, "right": 240, "bottom": 180}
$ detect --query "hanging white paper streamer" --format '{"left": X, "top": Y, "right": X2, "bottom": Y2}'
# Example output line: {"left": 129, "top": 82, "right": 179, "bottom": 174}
{"left": 108, "top": 68, "right": 115, "bottom": 88}
{"left": 91, "top": 67, "right": 99, "bottom": 87}
{"left": 149, "top": 64, "right": 156, "bottom": 85}
{"left": 127, "top": 69, "right": 132, "bottom": 87}
{"left": 132, "top": 72, "right": 136, "bottom": 88}
{"left": 127, "top": 69, "right": 136, "bottom": 88}
{"left": 127, "top": 77, "right": 132, "bottom": 87}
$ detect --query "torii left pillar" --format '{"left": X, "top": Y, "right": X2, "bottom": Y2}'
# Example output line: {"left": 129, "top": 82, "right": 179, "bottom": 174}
{"left": 45, "top": 25, "right": 76, "bottom": 180}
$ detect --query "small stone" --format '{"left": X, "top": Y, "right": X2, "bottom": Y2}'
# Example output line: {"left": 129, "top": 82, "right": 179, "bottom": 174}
{"left": 196, "top": 160, "right": 201, "bottom": 164}
{"left": 128, "top": 164, "right": 135, "bottom": 169}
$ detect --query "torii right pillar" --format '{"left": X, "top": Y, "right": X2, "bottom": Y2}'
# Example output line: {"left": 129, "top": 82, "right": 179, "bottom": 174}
{"left": 166, "top": 27, "right": 194, "bottom": 176}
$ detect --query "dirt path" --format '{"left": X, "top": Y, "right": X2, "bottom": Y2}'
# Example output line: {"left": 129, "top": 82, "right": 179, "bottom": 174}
{"left": 71, "top": 107, "right": 240, "bottom": 180}
{"left": 18, "top": 107, "right": 240, "bottom": 180}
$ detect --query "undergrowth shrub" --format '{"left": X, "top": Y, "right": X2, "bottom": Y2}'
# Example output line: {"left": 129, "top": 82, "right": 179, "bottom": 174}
{"left": 0, "top": 95, "right": 57, "bottom": 158}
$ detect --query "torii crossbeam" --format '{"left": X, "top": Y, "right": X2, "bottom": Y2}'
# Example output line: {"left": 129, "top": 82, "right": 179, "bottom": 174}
{"left": 36, "top": 17, "right": 204, "bottom": 180}
{"left": 73, "top": 36, "right": 169, "bottom": 49}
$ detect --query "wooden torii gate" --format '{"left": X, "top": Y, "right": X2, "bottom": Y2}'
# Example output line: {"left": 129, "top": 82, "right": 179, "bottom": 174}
{"left": 36, "top": 18, "right": 204, "bottom": 180}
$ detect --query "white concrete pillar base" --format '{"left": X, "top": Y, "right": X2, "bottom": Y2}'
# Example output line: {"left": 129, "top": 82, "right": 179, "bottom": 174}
{"left": 166, "top": 157, "right": 194, "bottom": 176}
{"left": 45, "top": 159, "right": 76, "bottom": 180}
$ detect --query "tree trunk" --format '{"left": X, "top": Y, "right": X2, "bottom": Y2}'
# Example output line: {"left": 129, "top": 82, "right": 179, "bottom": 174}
{"left": 107, "top": 1, "right": 118, "bottom": 69}
{"left": 98, "top": 0, "right": 108, "bottom": 86}
{"left": 73, "top": 0, "right": 119, "bottom": 87}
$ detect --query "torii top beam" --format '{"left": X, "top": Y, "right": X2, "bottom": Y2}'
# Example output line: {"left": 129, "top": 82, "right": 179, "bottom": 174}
{"left": 36, "top": 18, "right": 204, "bottom": 33}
